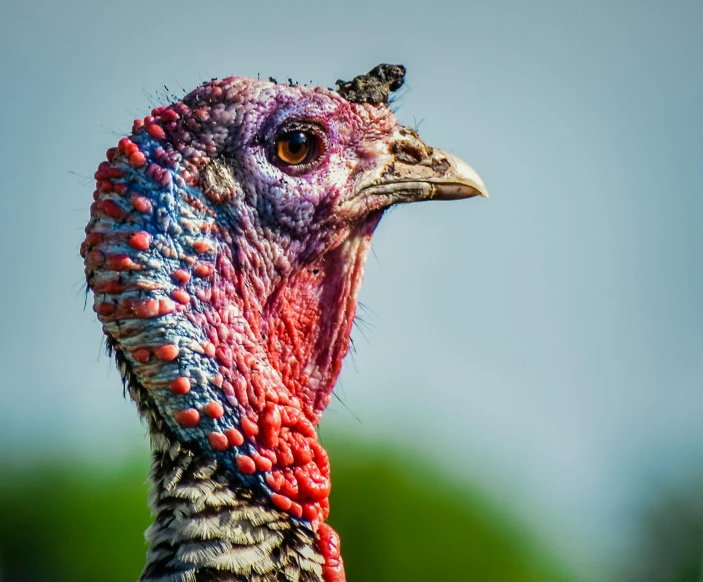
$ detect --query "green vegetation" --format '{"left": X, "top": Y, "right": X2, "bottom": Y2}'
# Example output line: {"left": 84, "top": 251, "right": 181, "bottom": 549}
{"left": 0, "top": 438, "right": 573, "bottom": 582}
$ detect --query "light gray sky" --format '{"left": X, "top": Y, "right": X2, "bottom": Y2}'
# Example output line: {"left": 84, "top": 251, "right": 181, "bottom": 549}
{"left": 1, "top": 0, "right": 701, "bottom": 578}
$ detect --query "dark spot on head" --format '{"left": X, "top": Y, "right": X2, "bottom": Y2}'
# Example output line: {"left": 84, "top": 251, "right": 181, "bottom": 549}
{"left": 335, "top": 64, "right": 406, "bottom": 105}
{"left": 430, "top": 156, "right": 451, "bottom": 174}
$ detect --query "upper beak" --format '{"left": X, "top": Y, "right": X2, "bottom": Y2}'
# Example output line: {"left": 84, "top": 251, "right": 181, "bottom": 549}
{"left": 353, "top": 126, "right": 488, "bottom": 207}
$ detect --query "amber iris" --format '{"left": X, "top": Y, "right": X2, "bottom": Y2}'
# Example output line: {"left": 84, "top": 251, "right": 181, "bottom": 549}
{"left": 275, "top": 131, "right": 314, "bottom": 165}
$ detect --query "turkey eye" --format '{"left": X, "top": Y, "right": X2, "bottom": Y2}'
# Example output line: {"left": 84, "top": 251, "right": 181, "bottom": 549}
{"left": 275, "top": 131, "right": 315, "bottom": 165}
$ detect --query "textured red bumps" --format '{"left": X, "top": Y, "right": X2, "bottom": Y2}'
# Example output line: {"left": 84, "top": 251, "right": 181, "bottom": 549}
{"left": 288, "top": 502, "right": 303, "bottom": 519}
{"left": 117, "top": 137, "right": 135, "bottom": 154}
{"left": 240, "top": 417, "right": 259, "bottom": 438}
{"left": 131, "top": 194, "right": 153, "bottom": 213}
{"left": 271, "top": 493, "right": 292, "bottom": 511}
{"left": 204, "top": 401, "right": 225, "bottom": 419}
{"left": 101, "top": 200, "right": 127, "bottom": 220}
{"left": 171, "top": 289, "right": 190, "bottom": 304}
{"left": 208, "top": 432, "right": 229, "bottom": 451}
{"left": 105, "top": 253, "right": 140, "bottom": 270}
{"left": 158, "top": 299, "right": 176, "bottom": 316}
{"left": 154, "top": 344, "right": 179, "bottom": 361}
{"left": 170, "top": 377, "right": 191, "bottom": 395}
{"left": 171, "top": 269, "right": 191, "bottom": 285}
{"left": 236, "top": 455, "right": 256, "bottom": 474}
{"left": 96, "top": 302, "right": 115, "bottom": 316}
{"left": 262, "top": 404, "right": 282, "bottom": 448}
{"left": 253, "top": 453, "right": 273, "bottom": 472}
{"left": 193, "top": 262, "right": 214, "bottom": 278}
{"left": 133, "top": 299, "right": 160, "bottom": 319}
{"left": 132, "top": 348, "right": 151, "bottom": 363}
{"left": 319, "top": 524, "right": 346, "bottom": 582}
{"left": 147, "top": 124, "right": 166, "bottom": 140}
{"left": 215, "top": 346, "right": 233, "bottom": 367}
{"left": 225, "top": 428, "right": 244, "bottom": 446}
{"left": 202, "top": 342, "right": 216, "bottom": 358}
{"left": 129, "top": 151, "right": 147, "bottom": 167}
{"left": 160, "top": 109, "right": 179, "bottom": 122}
{"left": 174, "top": 409, "right": 200, "bottom": 427}
{"left": 128, "top": 231, "right": 151, "bottom": 250}
{"left": 192, "top": 240, "right": 212, "bottom": 254}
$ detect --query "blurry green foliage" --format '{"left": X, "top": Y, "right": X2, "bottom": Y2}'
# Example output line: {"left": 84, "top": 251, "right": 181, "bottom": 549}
{"left": 0, "top": 438, "right": 573, "bottom": 582}
{"left": 0, "top": 459, "right": 151, "bottom": 582}
{"left": 620, "top": 473, "right": 703, "bottom": 582}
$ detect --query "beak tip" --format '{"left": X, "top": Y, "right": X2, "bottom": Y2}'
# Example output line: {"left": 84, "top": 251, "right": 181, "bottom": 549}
{"left": 443, "top": 152, "right": 488, "bottom": 201}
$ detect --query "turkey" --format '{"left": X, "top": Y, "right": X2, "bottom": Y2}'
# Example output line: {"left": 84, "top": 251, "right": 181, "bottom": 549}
{"left": 81, "top": 64, "right": 487, "bottom": 582}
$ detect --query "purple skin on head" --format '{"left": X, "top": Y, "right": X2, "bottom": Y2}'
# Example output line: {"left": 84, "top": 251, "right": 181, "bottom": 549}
{"left": 83, "top": 64, "right": 487, "bottom": 582}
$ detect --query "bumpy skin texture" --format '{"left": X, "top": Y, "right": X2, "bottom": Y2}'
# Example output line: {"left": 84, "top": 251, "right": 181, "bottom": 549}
{"left": 82, "top": 66, "right": 485, "bottom": 582}
{"left": 83, "top": 75, "right": 400, "bottom": 582}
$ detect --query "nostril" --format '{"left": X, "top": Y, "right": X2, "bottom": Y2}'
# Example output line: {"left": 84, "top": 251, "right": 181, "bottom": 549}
{"left": 392, "top": 140, "right": 428, "bottom": 164}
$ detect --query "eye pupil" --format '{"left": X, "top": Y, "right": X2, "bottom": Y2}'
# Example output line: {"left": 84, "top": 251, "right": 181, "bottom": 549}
{"left": 275, "top": 130, "right": 315, "bottom": 166}
{"left": 287, "top": 132, "right": 307, "bottom": 154}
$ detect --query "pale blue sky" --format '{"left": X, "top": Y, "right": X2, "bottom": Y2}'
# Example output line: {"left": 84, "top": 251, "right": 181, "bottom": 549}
{"left": 1, "top": 0, "right": 701, "bottom": 578}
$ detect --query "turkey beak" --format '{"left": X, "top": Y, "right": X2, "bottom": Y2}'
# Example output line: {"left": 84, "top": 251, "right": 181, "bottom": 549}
{"left": 355, "top": 126, "right": 489, "bottom": 206}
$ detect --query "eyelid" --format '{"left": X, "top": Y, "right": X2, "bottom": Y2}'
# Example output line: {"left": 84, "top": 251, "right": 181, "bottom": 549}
{"left": 275, "top": 120, "right": 326, "bottom": 142}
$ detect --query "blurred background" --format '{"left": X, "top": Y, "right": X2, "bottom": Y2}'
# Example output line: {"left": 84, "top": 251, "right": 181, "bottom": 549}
{"left": 1, "top": 0, "right": 701, "bottom": 580}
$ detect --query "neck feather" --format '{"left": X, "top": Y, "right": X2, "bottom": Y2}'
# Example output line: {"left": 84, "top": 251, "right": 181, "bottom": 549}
{"left": 141, "top": 434, "right": 325, "bottom": 582}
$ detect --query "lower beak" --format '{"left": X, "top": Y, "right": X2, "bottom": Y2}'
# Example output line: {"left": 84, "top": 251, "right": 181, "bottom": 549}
{"left": 354, "top": 126, "right": 489, "bottom": 207}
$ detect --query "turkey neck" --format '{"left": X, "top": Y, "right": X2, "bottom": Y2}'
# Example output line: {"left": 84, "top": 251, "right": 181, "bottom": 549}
{"left": 115, "top": 347, "right": 328, "bottom": 582}
{"left": 140, "top": 433, "right": 325, "bottom": 582}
